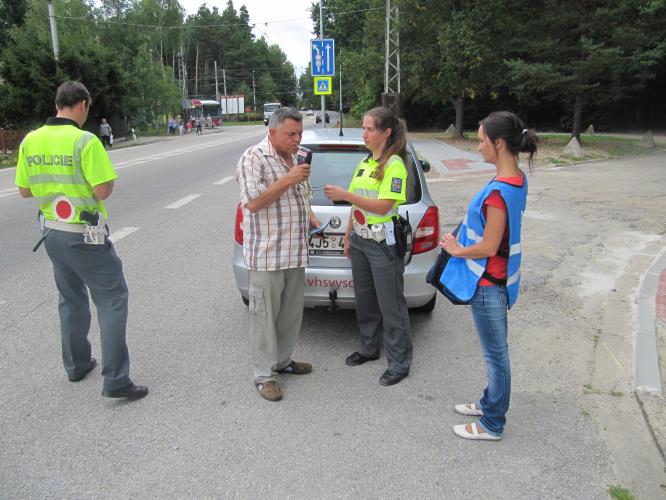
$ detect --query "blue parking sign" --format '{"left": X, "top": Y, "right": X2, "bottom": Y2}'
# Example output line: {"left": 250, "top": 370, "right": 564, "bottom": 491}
{"left": 311, "top": 39, "right": 335, "bottom": 76}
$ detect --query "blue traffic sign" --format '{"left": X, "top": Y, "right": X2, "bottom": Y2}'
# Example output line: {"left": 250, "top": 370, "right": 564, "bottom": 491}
{"left": 311, "top": 39, "right": 335, "bottom": 76}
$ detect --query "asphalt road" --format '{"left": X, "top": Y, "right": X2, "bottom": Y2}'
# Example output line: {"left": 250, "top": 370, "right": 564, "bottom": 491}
{"left": 1, "top": 125, "right": 664, "bottom": 498}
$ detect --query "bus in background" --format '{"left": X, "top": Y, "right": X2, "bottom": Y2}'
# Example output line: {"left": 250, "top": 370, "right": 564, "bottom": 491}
{"left": 192, "top": 99, "right": 222, "bottom": 127}
{"left": 263, "top": 102, "right": 281, "bottom": 125}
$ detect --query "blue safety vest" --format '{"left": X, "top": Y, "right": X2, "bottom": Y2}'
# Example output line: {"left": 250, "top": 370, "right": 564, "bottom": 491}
{"left": 440, "top": 177, "right": 528, "bottom": 308}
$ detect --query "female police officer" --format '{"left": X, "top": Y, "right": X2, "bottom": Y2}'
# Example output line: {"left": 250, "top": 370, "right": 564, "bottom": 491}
{"left": 324, "top": 107, "right": 412, "bottom": 386}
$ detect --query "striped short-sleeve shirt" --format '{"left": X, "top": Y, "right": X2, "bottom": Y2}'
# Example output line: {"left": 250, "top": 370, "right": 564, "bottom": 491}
{"left": 235, "top": 135, "right": 310, "bottom": 271}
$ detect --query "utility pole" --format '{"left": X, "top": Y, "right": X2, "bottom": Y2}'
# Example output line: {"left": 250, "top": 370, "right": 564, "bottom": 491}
{"left": 252, "top": 71, "right": 257, "bottom": 112}
{"left": 222, "top": 69, "right": 228, "bottom": 118}
{"left": 319, "top": 0, "right": 326, "bottom": 128}
{"left": 47, "top": 1, "right": 59, "bottom": 62}
{"left": 383, "top": 0, "right": 401, "bottom": 116}
{"left": 195, "top": 43, "right": 199, "bottom": 98}
{"left": 179, "top": 46, "right": 188, "bottom": 99}
{"left": 214, "top": 61, "right": 220, "bottom": 101}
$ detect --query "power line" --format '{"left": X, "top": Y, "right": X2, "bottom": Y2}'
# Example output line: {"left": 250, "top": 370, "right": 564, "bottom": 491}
{"left": 55, "top": 6, "right": 384, "bottom": 31}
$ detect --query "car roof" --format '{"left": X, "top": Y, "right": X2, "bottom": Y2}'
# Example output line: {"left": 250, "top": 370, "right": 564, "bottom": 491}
{"left": 302, "top": 128, "right": 364, "bottom": 145}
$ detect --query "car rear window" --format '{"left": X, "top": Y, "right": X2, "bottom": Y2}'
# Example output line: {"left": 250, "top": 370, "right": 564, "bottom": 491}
{"left": 303, "top": 145, "right": 421, "bottom": 206}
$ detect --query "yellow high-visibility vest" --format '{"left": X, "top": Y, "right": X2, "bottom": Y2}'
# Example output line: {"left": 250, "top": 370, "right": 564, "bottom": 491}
{"left": 347, "top": 155, "right": 407, "bottom": 225}
{"left": 15, "top": 118, "right": 117, "bottom": 223}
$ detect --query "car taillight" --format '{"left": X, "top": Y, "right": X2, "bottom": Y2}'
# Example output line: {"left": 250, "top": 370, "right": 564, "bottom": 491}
{"left": 412, "top": 206, "right": 439, "bottom": 254}
{"left": 235, "top": 202, "right": 243, "bottom": 244}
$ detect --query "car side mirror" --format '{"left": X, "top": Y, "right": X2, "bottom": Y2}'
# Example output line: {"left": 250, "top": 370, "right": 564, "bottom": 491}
{"left": 420, "top": 159, "right": 431, "bottom": 173}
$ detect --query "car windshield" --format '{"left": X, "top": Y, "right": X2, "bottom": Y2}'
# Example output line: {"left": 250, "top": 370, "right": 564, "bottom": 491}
{"left": 303, "top": 144, "right": 420, "bottom": 206}
{"left": 264, "top": 104, "right": 280, "bottom": 112}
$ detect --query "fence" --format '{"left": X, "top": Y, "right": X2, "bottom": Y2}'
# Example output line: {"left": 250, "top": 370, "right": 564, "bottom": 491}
{"left": 0, "top": 128, "right": 28, "bottom": 154}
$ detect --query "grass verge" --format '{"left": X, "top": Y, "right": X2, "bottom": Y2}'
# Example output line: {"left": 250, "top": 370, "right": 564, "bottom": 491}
{"left": 0, "top": 153, "right": 17, "bottom": 169}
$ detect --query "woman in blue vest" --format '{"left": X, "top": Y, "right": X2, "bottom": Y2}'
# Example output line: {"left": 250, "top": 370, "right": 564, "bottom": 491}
{"left": 439, "top": 111, "right": 537, "bottom": 440}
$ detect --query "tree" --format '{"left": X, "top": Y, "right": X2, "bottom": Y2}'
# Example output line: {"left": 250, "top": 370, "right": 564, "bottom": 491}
{"left": 506, "top": 0, "right": 666, "bottom": 139}
{"left": 0, "top": 0, "right": 27, "bottom": 47}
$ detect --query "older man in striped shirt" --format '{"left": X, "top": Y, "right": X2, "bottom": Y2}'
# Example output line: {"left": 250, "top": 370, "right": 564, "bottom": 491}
{"left": 236, "top": 107, "right": 320, "bottom": 401}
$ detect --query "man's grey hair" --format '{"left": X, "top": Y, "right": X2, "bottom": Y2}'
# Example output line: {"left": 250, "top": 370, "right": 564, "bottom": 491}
{"left": 268, "top": 107, "right": 302, "bottom": 129}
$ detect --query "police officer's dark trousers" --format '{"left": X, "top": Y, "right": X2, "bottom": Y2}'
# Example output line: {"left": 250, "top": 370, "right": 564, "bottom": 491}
{"left": 44, "top": 229, "right": 131, "bottom": 391}
{"left": 349, "top": 233, "right": 412, "bottom": 375}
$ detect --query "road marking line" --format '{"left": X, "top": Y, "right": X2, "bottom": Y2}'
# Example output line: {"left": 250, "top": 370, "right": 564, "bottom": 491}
{"left": 1, "top": 187, "right": 17, "bottom": 194}
{"left": 0, "top": 191, "right": 18, "bottom": 198}
{"left": 165, "top": 194, "right": 201, "bottom": 209}
{"left": 214, "top": 176, "right": 234, "bottom": 185}
{"left": 109, "top": 227, "right": 140, "bottom": 243}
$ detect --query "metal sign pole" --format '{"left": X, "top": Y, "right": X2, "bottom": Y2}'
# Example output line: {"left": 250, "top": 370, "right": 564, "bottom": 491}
{"left": 319, "top": 1, "right": 325, "bottom": 128}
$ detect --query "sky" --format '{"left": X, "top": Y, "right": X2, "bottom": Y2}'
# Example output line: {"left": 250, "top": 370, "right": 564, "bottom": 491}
{"left": 178, "top": 0, "right": 318, "bottom": 74}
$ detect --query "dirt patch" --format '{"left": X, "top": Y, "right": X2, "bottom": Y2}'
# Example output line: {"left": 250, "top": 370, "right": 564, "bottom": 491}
{"left": 410, "top": 132, "right": 664, "bottom": 167}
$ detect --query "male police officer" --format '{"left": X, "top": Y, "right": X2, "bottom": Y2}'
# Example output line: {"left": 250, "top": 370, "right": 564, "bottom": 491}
{"left": 15, "top": 81, "right": 148, "bottom": 400}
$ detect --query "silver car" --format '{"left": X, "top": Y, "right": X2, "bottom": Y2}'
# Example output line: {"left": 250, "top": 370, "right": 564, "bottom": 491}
{"left": 233, "top": 128, "right": 440, "bottom": 312}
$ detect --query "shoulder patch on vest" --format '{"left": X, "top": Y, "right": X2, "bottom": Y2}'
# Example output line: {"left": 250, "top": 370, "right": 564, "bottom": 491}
{"left": 356, "top": 168, "right": 365, "bottom": 177}
{"left": 390, "top": 177, "right": 402, "bottom": 193}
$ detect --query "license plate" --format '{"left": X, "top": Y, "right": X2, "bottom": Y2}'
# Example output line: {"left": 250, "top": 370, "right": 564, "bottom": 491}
{"left": 308, "top": 233, "right": 344, "bottom": 255}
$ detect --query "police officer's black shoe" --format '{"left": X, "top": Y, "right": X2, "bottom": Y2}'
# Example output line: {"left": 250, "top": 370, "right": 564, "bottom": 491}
{"left": 345, "top": 351, "right": 380, "bottom": 366}
{"left": 379, "top": 370, "right": 408, "bottom": 386}
{"left": 68, "top": 358, "right": 97, "bottom": 382}
{"left": 102, "top": 383, "right": 149, "bottom": 400}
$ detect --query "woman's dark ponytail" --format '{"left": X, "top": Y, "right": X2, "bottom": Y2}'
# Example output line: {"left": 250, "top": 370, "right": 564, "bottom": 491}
{"left": 481, "top": 111, "right": 538, "bottom": 172}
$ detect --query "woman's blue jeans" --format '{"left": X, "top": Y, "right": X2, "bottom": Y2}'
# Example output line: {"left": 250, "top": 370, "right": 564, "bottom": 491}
{"left": 470, "top": 284, "right": 511, "bottom": 436}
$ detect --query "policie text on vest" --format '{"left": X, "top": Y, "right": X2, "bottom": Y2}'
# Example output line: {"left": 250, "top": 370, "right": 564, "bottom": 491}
{"left": 26, "top": 154, "right": 74, "bottom": 167}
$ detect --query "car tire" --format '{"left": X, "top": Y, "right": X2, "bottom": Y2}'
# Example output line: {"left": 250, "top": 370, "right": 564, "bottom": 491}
{"left": 412, "top": 294, "right": 436, "bottom": 313}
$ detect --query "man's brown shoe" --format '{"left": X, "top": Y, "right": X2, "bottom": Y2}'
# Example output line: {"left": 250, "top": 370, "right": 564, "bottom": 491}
{"left": 256, "top": 381, "right": 283, "bottom": 401}
{"left": 276, "top": 360, "right": 312, "bottom": 375}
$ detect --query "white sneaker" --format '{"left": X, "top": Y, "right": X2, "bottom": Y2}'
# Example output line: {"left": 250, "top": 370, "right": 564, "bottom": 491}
{"left": 454, "top": 402, "right": 484, "bottom": 416}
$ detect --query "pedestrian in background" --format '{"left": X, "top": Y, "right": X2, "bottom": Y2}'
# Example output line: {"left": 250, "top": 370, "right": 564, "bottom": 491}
{"left": 197, "top": 115, "right": 204, "bottom": 135}
{"left": 14, "top": 81, "right": 148, "bottom": 400}
{"left": 324, "top": 106, "right": 412, "bottom": 387}
{"left": 99, "top": 117, "right": 112, "bottom": 149}
{"left": 439, "top": 111, "right": 537, "bottom": 440}
{"left": 235, "top": 107, "right": 320, "bottom": 401}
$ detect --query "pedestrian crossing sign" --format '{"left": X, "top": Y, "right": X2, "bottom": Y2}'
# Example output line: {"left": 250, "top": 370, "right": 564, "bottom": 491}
{"left": 314, "top": 77, "right": 332, "bottom": 95}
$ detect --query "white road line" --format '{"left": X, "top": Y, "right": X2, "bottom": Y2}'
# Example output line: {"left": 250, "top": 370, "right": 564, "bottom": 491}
{"left": 1, "top": 187, "right": 16, "bottom": 194}
{"left": 109, "top": 227, "right": 140, "bottom": 243}
{"left": 214, "top": 176, "right": 234, "bottom": 185}
{"left": 165, "top": 194, "right": 201, "bottom": 209}
{"left": 0, "top": 191, "right": 18, "bottom": 198}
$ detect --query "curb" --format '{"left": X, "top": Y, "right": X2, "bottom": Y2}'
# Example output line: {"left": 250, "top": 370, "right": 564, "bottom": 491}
{"left": 635, "top": 247, "right": 666, "bottom": 394}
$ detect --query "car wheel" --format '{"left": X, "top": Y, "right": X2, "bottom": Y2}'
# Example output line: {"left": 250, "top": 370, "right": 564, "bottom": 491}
{"left": 242, "top": 295, "right": 249, "bottom": 306}
{"left": 413, "top": 294, "right": 436, "bottom": 313}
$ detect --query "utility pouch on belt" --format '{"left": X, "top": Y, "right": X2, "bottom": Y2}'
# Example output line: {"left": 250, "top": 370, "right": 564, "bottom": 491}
{"left": 80, "top": 211, "right": 106, "bottom": 245}
{"left": 392, "top": 212, "right": 412, "bottom": 258}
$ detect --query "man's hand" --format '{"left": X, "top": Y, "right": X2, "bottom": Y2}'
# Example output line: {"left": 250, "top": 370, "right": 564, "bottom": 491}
{"left": 323, "top": 185, "right": 348, "bottom": 203}
{"left": 309, "top": 212, "right": 321, "bottom": 228}
{"left": 287, "top": 164, "right": 311, "bottom": 185}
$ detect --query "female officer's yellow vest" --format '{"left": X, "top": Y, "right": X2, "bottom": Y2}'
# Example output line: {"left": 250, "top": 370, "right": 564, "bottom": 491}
{"left": 347, "top": 154, "right": 408, "bottom": 225}
{"left": 16, "top": 122, "right": 116, "bottom": 224}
